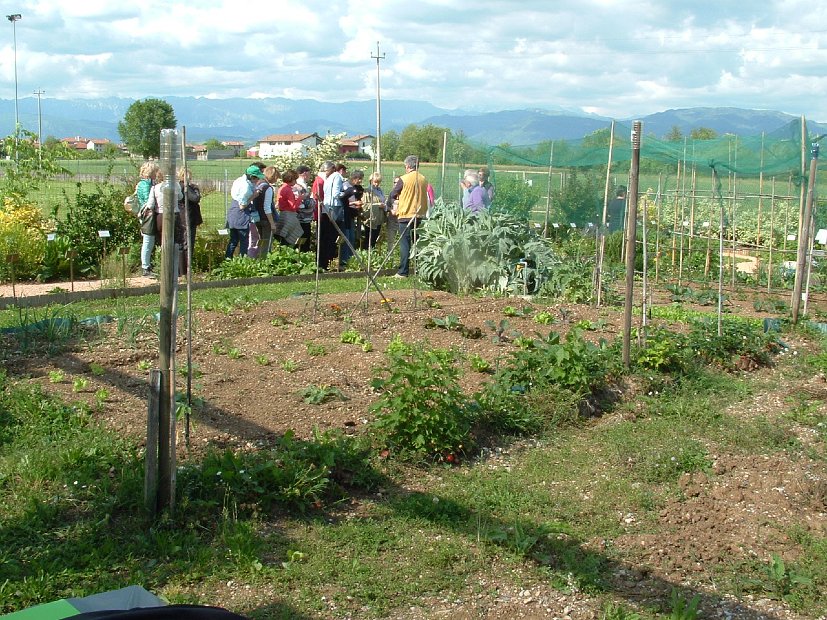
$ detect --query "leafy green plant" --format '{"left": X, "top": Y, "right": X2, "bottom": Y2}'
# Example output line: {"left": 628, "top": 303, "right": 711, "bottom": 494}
{"left": 496, "top": 329, "right": 608, "bottom": 396}
{"left": 600, "top": 602, "right": 642, "bottom": 620}
{"left": 47, "top": 369, "right": 65, "bottom": 383}
{"left": 227, "top": 347, "right": 243, "bottom": 360}
{"left": 137, "top": 360, "right": 152, "bottom": 371}
{"left": 178, "top": 435, "right": 333, "bottom": 512}
{"left": 209, "top": 245, "right": 315, "bottom": 280}
{"left": 305, "top": 342, "right": 327, "bottom": 357}
{"left": 94, "top": 388, "right": 108, "bottom": 408}
{"left": 668, "top": 589, "right": 701, "bottom": 620}
{"left": 53, "top": 180, "right": 138, "bottom": 277}
{"left": 340, "top": 328, "right": 367, "bottom": 346}
{"left": 763, "top": 553, "right": 813, "bottom": 601}
{"left": 503, "top": 305, "right": 534, "bottom": 318}
{"left": 299, "top": 385, "right": 346, "bottom": 405}
{"left": 635, "top": 327, "right": 691, "bottom": 373}
{"left": 533, "top": 310, "right": 556, "bottom": 325}
{"left": 280, "top": 359, "right": 299, "bottom": 372}
{"left": 688, "top": 317, "right": 780, "bottom": 370}
{"left": 254, "top": 354, "right": 270, "bottom": 366}
{"left": 202, "top": 294, "right": 261, "bottom": 314}
{"left": 0, "top": 195, "right": 48, "bottom": 282}
{"left": 485, "top": 318, "right": 521, "bottom": 345}
{"left": 72, "top": 377, "right": 89, "bottom": 393}
{"left": 370, "top": 343, "right": 470, "bottom": 459}
{"left": 468, "top": 353, "right": 491, "bottom": 373}
{"left": 89, "top": 363, "right": 105, "bottom": 376}
{"left": 425, "top": 314, "right": 463, "bottom": 331}
{"left": 416, "top": 201, "right": 559, "bottom": 295}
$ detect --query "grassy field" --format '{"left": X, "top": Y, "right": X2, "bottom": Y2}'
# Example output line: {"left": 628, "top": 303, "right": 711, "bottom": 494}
{"left": 22, "top": 157, "right": 827, "bottom": 235}
{"left": 0, "top": 277, "right": 826, "bottom": 618}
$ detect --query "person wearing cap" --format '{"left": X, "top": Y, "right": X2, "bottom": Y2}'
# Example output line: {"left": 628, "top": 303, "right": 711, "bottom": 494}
{"left": 225, "top": 164, "right": 265, "bottom": 259}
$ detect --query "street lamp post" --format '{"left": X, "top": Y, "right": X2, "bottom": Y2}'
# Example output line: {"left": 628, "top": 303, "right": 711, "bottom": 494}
{"left": 371, "top": 41, "right": 385, "bottom": 173}
{"left": 7, "top": 13, "right": 21, "bottom": 165}
{"left": 6, "top": 14, "right": 21, "bottom": 135}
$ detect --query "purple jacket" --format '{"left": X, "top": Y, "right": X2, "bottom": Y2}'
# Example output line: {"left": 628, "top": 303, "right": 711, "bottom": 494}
{"left": 463, "top": 185, "right": 487, "bottom": 214}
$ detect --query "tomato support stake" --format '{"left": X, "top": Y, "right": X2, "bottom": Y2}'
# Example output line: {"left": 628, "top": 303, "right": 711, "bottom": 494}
{"left": 622, "top": 121, "right": 642, "bottom": 368}
{"left": 145, "top": 128, "right": 179, "bottom": 516}
{"left": 791, "top": 143, "right": 819, "bottom": 324}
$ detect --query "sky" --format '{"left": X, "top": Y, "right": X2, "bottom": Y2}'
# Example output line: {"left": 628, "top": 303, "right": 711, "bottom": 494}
{"left": 1, "top": 0, "right": 826, "bottom": 121}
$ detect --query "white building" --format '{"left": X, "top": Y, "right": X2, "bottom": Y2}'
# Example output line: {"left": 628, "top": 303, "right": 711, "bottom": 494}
{"left": 257, "top": 133, "right": 322, "bottom": 159}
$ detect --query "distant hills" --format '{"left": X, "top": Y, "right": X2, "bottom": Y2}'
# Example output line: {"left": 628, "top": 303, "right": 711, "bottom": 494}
{"left": 1, "top": 96, "right": 824, "bottom": 146}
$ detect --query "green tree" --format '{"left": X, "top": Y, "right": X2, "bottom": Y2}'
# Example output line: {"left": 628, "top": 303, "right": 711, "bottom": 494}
{"left": 690, "top": 127, "right": 718, "bottom": 140}
{"left": 396, "top": 124, "right": 449, "bottom": 162}
{"left": 0, "top": 130, "right": 73, "bottom": 199}
{"left": 203, "top": 138, "right": 224, "bottom": 151}
{"left": 581, "top": 127, "right": 613, "bottom": 148}
{"left": 380, "top": 129, "right": 400, "bottom": 162}
{"left": 118, "top": 98, "right": 177, "bottom": 159}
{"left": 665, "top": 125, "right": 683, "bottom": 142}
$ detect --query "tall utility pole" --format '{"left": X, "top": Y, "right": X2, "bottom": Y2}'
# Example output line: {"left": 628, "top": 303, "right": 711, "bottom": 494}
{"left": 371, "top": 41, "right": 385, "bottom": 173}
{"left": 34, "top": 88, "right": 44, "bottom": 163}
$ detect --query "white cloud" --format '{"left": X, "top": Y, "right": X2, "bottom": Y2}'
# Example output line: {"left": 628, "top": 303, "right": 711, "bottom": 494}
{"left": 0, "top": 0, "right": 824, "bottom": 121}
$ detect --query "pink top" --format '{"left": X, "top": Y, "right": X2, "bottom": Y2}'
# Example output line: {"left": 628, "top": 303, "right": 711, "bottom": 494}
{"left": 277, "top": 183, "right": 302, "bottom": 213}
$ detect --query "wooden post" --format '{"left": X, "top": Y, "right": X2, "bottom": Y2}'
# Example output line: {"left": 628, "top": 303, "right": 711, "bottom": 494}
{"left": 714, "top": 167, "right": 725, "bottom": 337}
{"left": 144, "top": 369, "right": 161, "bottom": 515}
{"left": 792, "top": 143, "right": 819, "bottom": 324}
{"left": 654, "top": 173, "right": 662, "bottom": 283}
{"left": 543, "top": 141, "right": 555, "bottom": 238}
{"left": 767, "top": 177, "right": 776, "bottom": 293}
{"left": 622, "top": 121, "right": 642, "bottom": 369}
{"left": 595, "top": 124, "right": 613, "bottom": 306}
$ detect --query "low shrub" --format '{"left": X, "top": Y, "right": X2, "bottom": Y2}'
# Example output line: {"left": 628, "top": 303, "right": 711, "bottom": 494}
{"left": 370, "top": 341, "right": 471, "bottom": 459}
{"left": 0, "top": 196, "right": 48, "bottom": 281}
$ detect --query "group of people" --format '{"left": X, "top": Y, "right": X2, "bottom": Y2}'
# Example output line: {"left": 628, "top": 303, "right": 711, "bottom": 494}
{"left": 131, "top": 156, "right": 497, "bottom": 279}
{"left": 460, "top": 166, "right": 495, "bottom": 213}
{"left": 132, "top": 160, "right": 203, "bottom": 278}
{"left": 221, "top": 157, "right": 435, "bottom": 276}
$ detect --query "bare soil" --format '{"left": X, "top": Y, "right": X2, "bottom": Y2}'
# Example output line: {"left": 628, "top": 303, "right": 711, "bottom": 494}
{"left": 2, "top": 283, "right": 826, "bottom": 620}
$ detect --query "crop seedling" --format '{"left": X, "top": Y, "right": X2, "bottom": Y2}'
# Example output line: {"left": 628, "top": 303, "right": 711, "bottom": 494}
{"left": 137, "top": 360, "right": 152, "bottom": 371}
{"left": 281, "top": 550, "right": 306, "bottom": 570}
{"left": 72, "top": 377, "right": 89, "bottom": 393}
{"left": 299, "top": 385, "right": 346, "bottom": 405}
{"left": 177, "top": 364, "right": 203, "bottom": 379}
{"left": 48, "top": 369, "right": 65, "bottom": 383}
{"left": 762, "top": 553, "right": 813, "bottom": 600}
{"left": 361, "top": 341, "right": 373, "bottom": 352}
{"left": 468, "top": 353, "right": 491, "bottom": 373}
{"left": 425, "top": 314, "right": 463, "bottom": 331}
{"left": 281, "top": 359, "right": 299, "bottom": 372}
{"left": 89, "top": 362, "right": 105, "bottom": 376}
{"left": 533, "top": 310, "right": 556, "bottom": 325}
{"left": 270, "top": 313, "right": 291, "bottom": 327}
{"left": 503, "top": 305, "right": 534, "bottom": 317}
{"left": 668, "top": 588, "right": 701, "bottom": 620}
{"left": 306, "top": 342, "right": 327, "bottom": 357}
{"left": 512, "top": 335, "right": 536, "bottom": 349}
{"left": 94, "top": 388, "right": 108, "bottom": 407}
{"left": 485, "top": 318, "right": 521, "bottom": 345}
{"left": 227, "top": 347, "right": 243, "bottom": 360}
{"left": 340, "top": 328, "right": 367, "bottom": 346}
{"left": 254, "top": 354, "right": 270, "bottom": 366}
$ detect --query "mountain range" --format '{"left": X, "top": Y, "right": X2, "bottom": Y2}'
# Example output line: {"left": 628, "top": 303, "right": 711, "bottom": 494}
{"left": 1, "top": 96, "right": 824, "bottom": 146}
